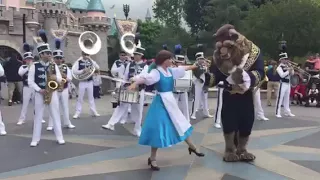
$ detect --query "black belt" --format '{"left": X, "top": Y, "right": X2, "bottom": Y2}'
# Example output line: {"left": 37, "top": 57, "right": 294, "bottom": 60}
{"left": 280, "top": 78, "right": 289, "bottom": 83}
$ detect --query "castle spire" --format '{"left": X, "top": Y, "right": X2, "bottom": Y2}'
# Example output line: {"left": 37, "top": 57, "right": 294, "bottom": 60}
{"left": 87, "top": 0, "right": 105, "bottom": 13}
{"left": 145, "top": 8, "right": 151, "bottom": 21}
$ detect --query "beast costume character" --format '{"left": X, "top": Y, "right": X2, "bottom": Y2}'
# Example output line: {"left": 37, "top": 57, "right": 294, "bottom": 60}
{"left": 207, "top": 24, "right": 265, "bottom": 162}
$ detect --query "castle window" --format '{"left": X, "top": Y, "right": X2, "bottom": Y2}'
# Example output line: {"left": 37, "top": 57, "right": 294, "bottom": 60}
{"left": 52, "top": 3, "right": 55, "bottom": 6}
{"left": 72, "top": 10, "right": 75, "bottom": 13}
{"left": 49, "top": 10, "right": 53, "bottom": 14}
{"left": 80, "top": 11, "right": 82, "bottom": 14}
{"left": 61, "top": 11, "right": 63, "bottom": 14}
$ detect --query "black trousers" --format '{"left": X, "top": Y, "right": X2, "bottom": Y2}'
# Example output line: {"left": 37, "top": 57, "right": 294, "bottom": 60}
{"left": 93, "top": 86, "right": 100, "bottom": 98}
{"left": 221, "top": 90, "right": 254, "bottom": 137}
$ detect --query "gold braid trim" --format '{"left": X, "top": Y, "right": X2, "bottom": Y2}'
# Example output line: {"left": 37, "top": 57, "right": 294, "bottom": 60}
{"left": 209, "top": 73, "right": 216, "bottom": 87}
{"left": 251, "top": 70, "right": 261, "bottom": 87}
{"left": 244, "top": 43, "right": 260, "bottom": 71}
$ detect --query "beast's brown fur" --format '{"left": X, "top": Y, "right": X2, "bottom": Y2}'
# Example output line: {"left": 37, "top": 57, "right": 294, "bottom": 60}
{"left": 213, "top": 24, "right": 252, "bottom": 74}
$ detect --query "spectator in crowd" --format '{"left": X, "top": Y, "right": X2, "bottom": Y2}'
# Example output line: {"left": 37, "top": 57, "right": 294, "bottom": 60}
{"left": 3, "top": 55, "right": 23, "bottom": 106}
{"left": 305, "top": 83, "right": 319, "bottom": 107}
{"left": 266, "top": 60, "right": 280, "bottom": 106}
{"left": 0, "top": 72, "right": 5, "bottom": 101}
{"left": 290, "top": 80, "right": 307, "bottom": 105}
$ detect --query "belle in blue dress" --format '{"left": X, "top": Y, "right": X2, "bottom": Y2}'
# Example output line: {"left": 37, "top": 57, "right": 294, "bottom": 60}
{"left": 128, "top": 50, "right": 204, "bottom": 171}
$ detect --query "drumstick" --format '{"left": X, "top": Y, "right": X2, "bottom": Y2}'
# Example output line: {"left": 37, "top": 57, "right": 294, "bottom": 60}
{"left": 101, "top": 75, "right": 130, "bottom": 84}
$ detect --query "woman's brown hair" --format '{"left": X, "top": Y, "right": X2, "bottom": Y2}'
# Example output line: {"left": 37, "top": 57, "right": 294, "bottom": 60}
{"left": 155, "top": 50, "right": 173, "bottom": 65}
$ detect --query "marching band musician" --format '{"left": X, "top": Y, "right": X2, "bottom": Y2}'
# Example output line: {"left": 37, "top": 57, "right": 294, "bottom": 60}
{"left": 172, "top": 44, "right": 190, "bottom": 122}
{"left": 254, "top": 65, "right": 269, "bottom": 121}
{"left": 102, "top": 44, "right": 148, "bottom": 137}
{"left": 110, "top": 51, "right": 131, "bottom": 122}
{"left": 254, "top": 88, "right": 269, "bottom": 121}
{"left": 47, "top": 39, "right": 75, "bottom": 131}
{"left": 111, "top": 51, "right": 129, "bottom": 108}
{"left": 275, "top": 52, "right": 295, "bottom": 118}
{"left": 0, "top": 62, "right": 6, "bottom": 135}
{"left": 28, "top": 30, "right": 65, "bottom": 147}
{"left": 191, "top": 44, "right": 213, "bottom": 120}
{"left": 111, "top": 51, "right": 129, "bottom": 89}
{"left": 72, "top": 51, "right": 100, "bottom": 119}
{"left": 17, "top": 43, "right": 37, "bottom": 125}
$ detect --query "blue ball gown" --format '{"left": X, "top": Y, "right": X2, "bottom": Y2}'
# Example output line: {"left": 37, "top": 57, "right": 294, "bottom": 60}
{"left": 139, "top": 68, "right": 193, "bottom": 148}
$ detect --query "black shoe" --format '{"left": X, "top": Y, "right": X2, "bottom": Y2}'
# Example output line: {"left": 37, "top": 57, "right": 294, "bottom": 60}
{"left": 188, "top": 147, "right": 205, "bottom": 157}
{"left": 8, "top": 101, "right": 12, "bottom": 106}
{"left": 148, "top": 158, "right": 160, "bottom": 171}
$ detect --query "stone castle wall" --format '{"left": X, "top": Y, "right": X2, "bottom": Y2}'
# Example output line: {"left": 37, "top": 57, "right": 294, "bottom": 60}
{"left": 0, "top": 2, "right": 113, "bottom": 92}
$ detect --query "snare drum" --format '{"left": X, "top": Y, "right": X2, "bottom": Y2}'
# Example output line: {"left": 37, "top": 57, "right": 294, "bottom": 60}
{"left": 119, "top": 90, "right": 140, "bottom": 104}
{"left": 144, "top": 92, "right": 156, "bottom": 104}
{"left": 174, "top": 70, "right": 193, "bottom": 92}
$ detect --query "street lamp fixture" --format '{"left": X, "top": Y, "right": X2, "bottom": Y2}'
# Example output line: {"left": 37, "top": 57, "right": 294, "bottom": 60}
{"left": 123, "top": 4, "right": 130, "bottom": 20}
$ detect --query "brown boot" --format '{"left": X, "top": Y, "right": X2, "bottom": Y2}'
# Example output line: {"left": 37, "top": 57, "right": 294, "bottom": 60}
{"left": 236, "top": 136, "right": 256, "bottom": 162}
{"left": 223, "top": 132, "right": 240, "bottom": 162}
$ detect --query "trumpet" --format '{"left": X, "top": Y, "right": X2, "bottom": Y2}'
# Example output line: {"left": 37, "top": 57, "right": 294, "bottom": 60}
{"left": 287, "top": 61, "right": 311, "bottom": 78}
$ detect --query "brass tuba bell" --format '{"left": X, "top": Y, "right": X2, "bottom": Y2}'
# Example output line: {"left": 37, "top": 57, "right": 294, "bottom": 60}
{"left": 78, "top": 31, "right": 101, "bottom": 55}
{"left": 120, "top": 32, "right": 141, "bottom": 55}
{"left": 72, "top": 31, "right": 101, "bottom": 81}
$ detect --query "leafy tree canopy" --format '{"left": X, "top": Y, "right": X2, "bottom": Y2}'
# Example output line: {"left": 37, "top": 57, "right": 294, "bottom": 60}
{"left": 202, "top": 0, "right": 252, "bottom": 32}
{"left": 153, "top": 0, "right": 184, "bottom": 29}
{"left": 138, "top": 20, "right": 195, "bottom": 59}
{"left": 241, "top": 0, "right": 320, "bottom": 58}
{"left": 183, "top": 0, "right": 210, "bottom": 35}
{"left": 138, "top": 20, "right": 162, "bottom": 59}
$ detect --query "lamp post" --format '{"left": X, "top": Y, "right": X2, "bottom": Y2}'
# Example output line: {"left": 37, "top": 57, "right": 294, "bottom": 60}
{"left": 278, "top": 33, "right": 287, "bottom": 53}
{"left": 123, "top": 4, "right": 130, "bottom": 20}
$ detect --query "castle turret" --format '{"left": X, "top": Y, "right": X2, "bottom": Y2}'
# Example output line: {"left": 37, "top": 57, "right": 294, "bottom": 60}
{"left": 81, "top": 0, "right": 110, "bottom": 71}
{"left": 36, "top": 0, "right": 67, "bottom": 49}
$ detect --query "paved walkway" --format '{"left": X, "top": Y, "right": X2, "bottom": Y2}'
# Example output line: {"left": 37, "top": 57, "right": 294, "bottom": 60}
{"left": 0, "top": 95, "right": 320, "bottom": 180}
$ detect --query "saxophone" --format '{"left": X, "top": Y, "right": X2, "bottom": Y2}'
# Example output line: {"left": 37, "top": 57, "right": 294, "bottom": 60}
{"left": 58, "top": 64, "right": 68, "bottom": 92}
{"left": 44, "top": 62, "right": 59, "bottom": 105}
{"left": 253, "top": 66, "right": 269, "bottom": 94}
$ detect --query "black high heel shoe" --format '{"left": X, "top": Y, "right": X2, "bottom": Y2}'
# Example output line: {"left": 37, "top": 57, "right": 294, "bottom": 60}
{"left": 148, "top": 158, "right": 160, "bottom": 171}
{"left": 188, "top": 147, "right": 205, "bottom": 157}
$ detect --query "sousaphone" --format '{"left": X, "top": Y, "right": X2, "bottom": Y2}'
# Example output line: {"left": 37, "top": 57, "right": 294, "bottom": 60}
{"left": 120, "top": 32, "right": 141, "bottom": 55}
{"left": 72, "top": 31, "right": 101, "bottom": 80}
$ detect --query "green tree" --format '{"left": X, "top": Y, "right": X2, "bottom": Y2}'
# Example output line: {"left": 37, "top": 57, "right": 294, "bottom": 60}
{"left": 203, "top": 0, "right": 252, "bottom": 32}
{"left": 250, "top": 0, "right": 279, "bottom": 7}
{"left": 183, "top": 0, "right": 210, "bottom": 35}
{"left": 138, "top": 20, "right": 162, "bottom": 59}
{"left": 153, "top": 0, "right": 184, "bottom": 29}
{"left": 241, "top": 0, "right": 320, "bottom": 58}
{"left": 153, "top": 26, "right": 196, "bottom": 51}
